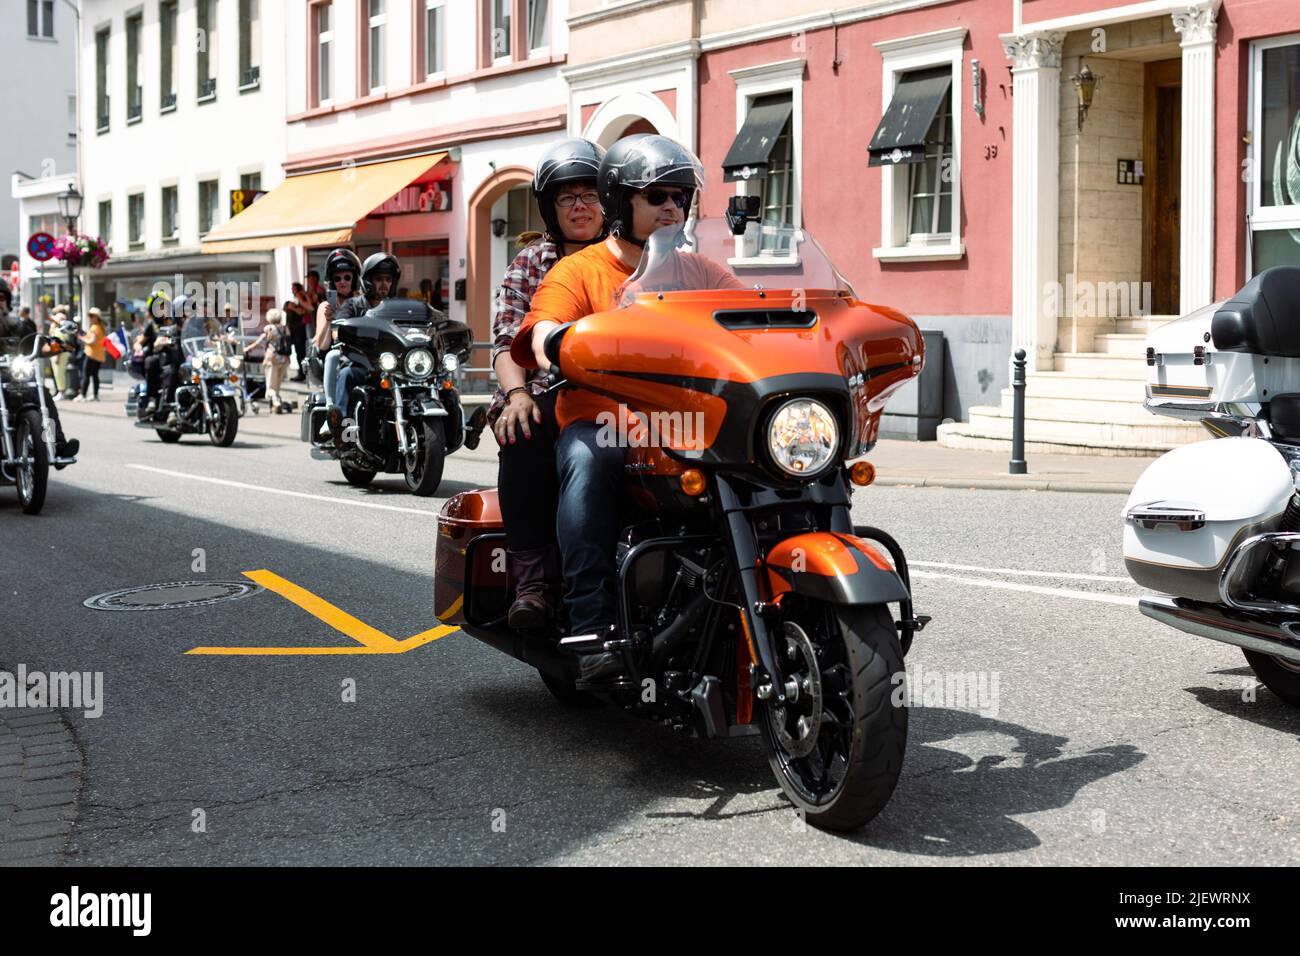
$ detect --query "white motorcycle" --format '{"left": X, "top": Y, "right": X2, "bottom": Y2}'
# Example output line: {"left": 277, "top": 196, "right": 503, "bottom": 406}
{"left": 1125, "top": 265, "right": 1300, "bottom": 706}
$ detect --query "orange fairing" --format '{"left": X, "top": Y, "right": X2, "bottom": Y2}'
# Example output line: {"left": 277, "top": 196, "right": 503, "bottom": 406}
{"left": 764, "top": 532, "right": 902, "bottom": 605}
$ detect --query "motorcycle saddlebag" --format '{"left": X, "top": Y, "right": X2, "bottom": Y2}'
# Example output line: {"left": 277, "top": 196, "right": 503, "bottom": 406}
{"left": 435, "top": 489, "right": 507, "bottom": 627}
{"left": 1123, "top": 437, "right": 1293, "bottom": 602}
{"left": 300, "top": 393, "right": 325, "bottom": 444}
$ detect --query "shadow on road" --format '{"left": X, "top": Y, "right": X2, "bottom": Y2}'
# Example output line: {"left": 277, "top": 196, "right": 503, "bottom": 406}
{"left": 1184, "top": 685, "right": 1300, "bottom": 737}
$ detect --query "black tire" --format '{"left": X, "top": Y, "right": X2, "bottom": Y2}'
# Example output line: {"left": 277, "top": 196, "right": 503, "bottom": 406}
{"left": 340, "top": 461, "right": 376, "bottom": 487}
{"left": 538, "top": 670, "right": 602, "bottom": 708}
{"left": 155, "top": 427, "right": 183, "bottom": 443}
{"left": 759, "top": 602, "right": 907, "bottom": 832}
{"left": 403, "top": 418, "right": 446, "bottom": 496}
{"left": 1243, "top": 648, "right": 1300, "bottom": 707}
{"left": 14, "top": 410, "right": 49, "bottom": 515}
{"left": 209, "top": 397, "right": 239, "bottom": 447}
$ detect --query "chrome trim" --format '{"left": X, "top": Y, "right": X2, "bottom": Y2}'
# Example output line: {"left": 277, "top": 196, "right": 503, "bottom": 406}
{"left": 1126, "top": 501, "right": 1206, "bottom": 531}
{"left": 1139, "top": 594, "right": 1300, "bottom": 665}
{"left": 1218, "top": 531, "right": 1300, "bottom": 615}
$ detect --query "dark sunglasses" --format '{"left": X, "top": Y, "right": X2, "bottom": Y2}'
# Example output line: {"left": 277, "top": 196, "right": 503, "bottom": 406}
{"left": 639, "top": 188, "right": 690, "bottom": 209}
{"left": 332, "top": 273, "right": 354, "bottom": 284}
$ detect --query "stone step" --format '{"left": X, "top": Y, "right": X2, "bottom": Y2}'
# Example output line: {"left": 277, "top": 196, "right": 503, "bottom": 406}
{"left": 966, "top": 405, "right": 1205, "bottom": 447}
{"left": 1021, "top": 370, "right": 1148, "bottom": 401}
{"left": 1092, "top": 333, "right": 1149, "bottom": 357}
{"left": 1054, "top": 351, "right": 1148, "bottom": 378}
{"left": 997, "top": 389, "right": 1155, "bottom": 421}
{"left": 936, "top": 421, "right": 1179, "bottom": 457}
{"left": 1113, "top": 314, "right": 1180, "bottom": 335}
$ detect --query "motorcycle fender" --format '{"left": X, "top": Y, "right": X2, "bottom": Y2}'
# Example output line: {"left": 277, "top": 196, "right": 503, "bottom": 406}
{"left": 210, "top": 384, "right": 238, "bottom": 398}
{"left": 765, "top": 532, "right": 909, "bottom": 606}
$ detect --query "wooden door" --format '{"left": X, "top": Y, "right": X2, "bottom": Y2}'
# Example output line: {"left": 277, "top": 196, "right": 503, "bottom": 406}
{"left": 1143, "top": 59, "right": 1182, "bottom": 315}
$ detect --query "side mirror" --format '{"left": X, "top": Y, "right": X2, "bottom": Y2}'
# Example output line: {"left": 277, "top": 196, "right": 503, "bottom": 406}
{"left": 725, "top": 194, "right": 762, "bottom": 236}
{"left": 543, "top": 322, "right": 574, "bottom": 374}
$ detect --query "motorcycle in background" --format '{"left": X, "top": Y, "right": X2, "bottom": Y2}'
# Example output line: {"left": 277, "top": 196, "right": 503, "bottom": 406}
{"left": 1125, "top": 265, "right": 1300, "bottom": 706}
{"left": 0, "top": 332, "right": 77, "bottom": 514}
{"left": 301, "top": 298, "right": 476, "bottom": 496}
{"left": 126, "top": 335, "right": 243, "bottom": 446}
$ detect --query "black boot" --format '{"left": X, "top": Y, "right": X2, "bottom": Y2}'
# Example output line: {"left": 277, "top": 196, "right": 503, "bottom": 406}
{"left": 507, "top": 546, "right": 555, "bottom": 630}
{"left": 463, "top": 406, "right": 489, "bottom": 450}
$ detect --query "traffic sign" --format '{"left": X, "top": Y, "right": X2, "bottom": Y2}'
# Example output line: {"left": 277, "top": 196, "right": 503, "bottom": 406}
{"left": 28, "top": 232, "right": 56, "bottom": 262}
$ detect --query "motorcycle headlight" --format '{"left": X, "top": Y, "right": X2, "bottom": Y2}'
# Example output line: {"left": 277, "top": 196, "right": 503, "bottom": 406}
{"left": 405, "top": 349, "right": 435, "bottom": 379}
{"left": 206, "top": 352, "right": 226, "bottom": 371}
{"left": 380, "top": 351, "right": 399, "bottom": 372}
{"left": 442, "top": 353, "right": 459, "bottom": 373}
{"left": 9, "top": 357, "right": 34, "bottom": 381}
{"left": 766, "top": 398, "right": 839, "bottom": 477}
{"left": 229, "top": 356, "right": 243, "bottom": 370}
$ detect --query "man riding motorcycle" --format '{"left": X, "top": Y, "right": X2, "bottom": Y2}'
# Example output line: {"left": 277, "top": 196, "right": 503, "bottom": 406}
{"left": 0, "top": 279, "right": 80, "bottom": 462}
{"left": 319, "top": 251, "right": 399, "bottom": 445}
{"left": 511, "top": 135, "right": 741, "bottom": 680}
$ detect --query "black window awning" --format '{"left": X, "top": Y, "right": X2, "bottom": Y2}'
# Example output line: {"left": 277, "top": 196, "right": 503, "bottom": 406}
{"left": 721, "top": 98, "right": 794, "bottom": 182}
{"left": 868, "top": 66, "right": 952, "bottom": 167}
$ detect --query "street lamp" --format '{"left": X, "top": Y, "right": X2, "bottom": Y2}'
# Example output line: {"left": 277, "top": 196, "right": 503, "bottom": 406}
{"left": 57, "top": 183, "right": 83, "bottom": 315}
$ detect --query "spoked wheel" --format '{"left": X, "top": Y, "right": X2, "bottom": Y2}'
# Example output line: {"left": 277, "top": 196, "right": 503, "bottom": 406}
{"left": 759, "top": 601, "right": 906, "bottom": 832}
{"left": 538, "top": 670, "right": 602, "bottom": 708}
{"left": 209, "top": 398, "right": 239, "bottom": 447}
{"left": 15, "top": 410, "right": 49, "bottom": 515}
{"left": 403, "top": 419, "right": 445, "bottom": 496}
{"left": 1243, "top": 648, "right": 1300, "bottom": 707}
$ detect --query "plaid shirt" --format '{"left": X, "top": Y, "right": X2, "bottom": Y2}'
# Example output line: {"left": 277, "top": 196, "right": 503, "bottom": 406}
{"left": 488, "top": 239, "right": 558, "bottom": 424}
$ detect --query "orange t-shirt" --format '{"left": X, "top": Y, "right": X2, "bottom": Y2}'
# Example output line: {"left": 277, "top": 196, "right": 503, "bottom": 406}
{"left": 511, "top": 240, "right": 743, "bottom": 429}
{"left": 85, "top": 321, "right": 107, "bottom": 362}
{"left": 511, "top": 241, "right": 636, "bottom": 429}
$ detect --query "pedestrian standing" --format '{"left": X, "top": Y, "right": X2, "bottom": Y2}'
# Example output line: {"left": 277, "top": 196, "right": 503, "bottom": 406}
{"left": 243, "top": 309, "right": 292, "bottom": 412}
{"left": 285, "top": 297, "right": 308, "bottom": 380}
{"left": 76, "top": 307, "right": 107, "bottom": 401}
{"left": 48, "top": 304, "right": 72, "bottom": 399}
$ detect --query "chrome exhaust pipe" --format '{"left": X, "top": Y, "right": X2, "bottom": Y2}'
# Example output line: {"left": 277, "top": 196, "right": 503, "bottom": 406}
{"left": 1139, "top": 595, "right": 1300, "bottom": 665}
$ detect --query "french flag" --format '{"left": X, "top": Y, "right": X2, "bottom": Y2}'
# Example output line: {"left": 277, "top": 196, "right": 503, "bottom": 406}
{"left": 102, "top": 326, "right": 130, "bottom": 361}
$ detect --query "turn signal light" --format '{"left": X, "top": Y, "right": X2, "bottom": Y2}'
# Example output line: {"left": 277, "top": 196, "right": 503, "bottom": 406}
{"left": 191, "top": 372, "right": 201, "bottom": 384}
{"left": 441, "top": 379, "right": 454, "bottom": 390}
{"left": 850, "top": 460, "right": 876, "bottom": 487}
{"left": 379, "top": 378, "right": 391, "bottom": 390}
{"left": 228, "top": 374, "right": 239, "bottom": 384}
{"left": 679, "top": 469, "right": 706, "bottom": 496}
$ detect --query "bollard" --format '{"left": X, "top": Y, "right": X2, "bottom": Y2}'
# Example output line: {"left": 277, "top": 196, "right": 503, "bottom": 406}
{"left": 1010, "top": 348, "right": 1027, "bottom": 475}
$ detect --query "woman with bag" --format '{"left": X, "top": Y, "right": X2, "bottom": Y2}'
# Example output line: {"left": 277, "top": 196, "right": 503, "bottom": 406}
{"left": 243, "top": 309, "right": 292, "bottom": 413}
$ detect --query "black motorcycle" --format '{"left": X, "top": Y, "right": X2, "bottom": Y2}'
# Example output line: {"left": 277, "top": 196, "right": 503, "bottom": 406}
{"left": 0, "top": 332, "right": 77, "bottom": 514}
{"left": 301, "top": 298, "right": 476, "bottom": 496}
{"left": 126, "top": 335, "right": 243, "bottom": 445}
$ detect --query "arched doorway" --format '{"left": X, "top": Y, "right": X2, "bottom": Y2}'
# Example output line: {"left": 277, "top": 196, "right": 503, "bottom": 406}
{"left": 616, "top": 118, "right": 658, "bottom": 138}
{"left": 583, "top": 92, "right": 681, "bottom": 149}
{"left": 466, "top": 165, "right": 533, "bottom": 349}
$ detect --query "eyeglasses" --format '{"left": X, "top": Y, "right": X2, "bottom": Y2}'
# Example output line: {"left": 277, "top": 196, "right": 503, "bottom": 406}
{"left": 333, "top": 273, "right": 354, "bottom": 285}
{"left": 555, "top": 191, "right": 600, "bottom": 209}
{"left": 638, "top": 188, "right": 690, "bottom": 209}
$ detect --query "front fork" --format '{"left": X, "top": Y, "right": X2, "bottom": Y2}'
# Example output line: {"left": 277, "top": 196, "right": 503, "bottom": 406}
{"left": 33, "top": 355, "right": 58, "bottom": 460}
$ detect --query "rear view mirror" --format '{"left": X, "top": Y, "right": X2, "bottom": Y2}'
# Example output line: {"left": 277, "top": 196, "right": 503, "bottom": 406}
{"left": 725, "top": 195, "right": 761, "bottom": 236}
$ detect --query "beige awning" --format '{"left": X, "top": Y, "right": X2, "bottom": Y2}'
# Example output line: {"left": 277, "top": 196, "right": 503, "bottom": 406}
{"left": 200, "top": 153, "right": 447, "bottom": 254}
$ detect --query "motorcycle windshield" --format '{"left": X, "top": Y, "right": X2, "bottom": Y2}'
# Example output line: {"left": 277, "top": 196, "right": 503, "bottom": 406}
{"left": 615, "top": 218, "right": 856, "bottom": 307}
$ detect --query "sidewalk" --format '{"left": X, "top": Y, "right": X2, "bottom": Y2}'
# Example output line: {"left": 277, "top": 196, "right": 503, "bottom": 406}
{"left": 59, "top": 380, "right": 1148, "bottom": 493}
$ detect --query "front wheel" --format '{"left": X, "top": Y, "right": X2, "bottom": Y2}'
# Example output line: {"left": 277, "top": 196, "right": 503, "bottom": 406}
{"left": 209, "top": 397, "right": 239, "bottom": 447}
{"left": 340, "top": 461, "right": 375, "bottom": 487}
{"left": 15, "top": 410, "right": 49, "bottom": 515}
{"left": 759, "top": 601, "right": 906, "bottom": 832}
{"left": 1243, "top": 648, "right": 1300, "bottom": 707}
{"left": 403, "top": 418, "right": 446, "bottom": 496}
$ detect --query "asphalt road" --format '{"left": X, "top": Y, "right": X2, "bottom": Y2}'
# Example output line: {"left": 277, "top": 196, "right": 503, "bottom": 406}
{"left": 1, "top": 401, "right": 1297, "bottom": 866}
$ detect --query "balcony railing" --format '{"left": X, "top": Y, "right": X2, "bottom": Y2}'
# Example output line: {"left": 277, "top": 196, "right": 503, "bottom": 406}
{"left": 160, "top": 91, "right": 177, "bottom": 112}
{"left": 239, "top": 65, "right": 260, "bottom": 90}
{"left": 127, "top": 86, "right": 143, "bottom": 122}
{"left": 197, "top": 76, "right": 216, "bottom": 101}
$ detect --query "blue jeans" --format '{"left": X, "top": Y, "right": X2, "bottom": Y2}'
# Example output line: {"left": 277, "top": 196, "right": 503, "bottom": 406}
{"left": 555, "top": 420, "right": 627, "bottom": 635}
{"left": 332, "top": 361, "right": 366, "bottom": 414}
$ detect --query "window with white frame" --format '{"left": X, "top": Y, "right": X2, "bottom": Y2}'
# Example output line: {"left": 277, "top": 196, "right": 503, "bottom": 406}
{"left": 128, "top": 193, "right": 145, "bottom": 247}
{"left": 491, "top": 0, "right": 512, "bottom": 61}
{"left": 160, "top": 1, "right": 178, "bottom": 111}
{"left": 728, "top": 60, "right": 805, "bottom": 263}
{"left": 27, "top": 0, "right": 54, "bottom": 38}
{"left": 872, "top": 28, "right": 966, "bottom": 262}
{"left": 67, "top": 93, "right": 77, "bottom": 144}
{"left": 199, "top": 179, "right": 219, "bottom": 234}
{"left": 161, "top": 185, "right": 178, "bottom": 241}
{"left": 424, "top": 0, "right": 445, "bottom": 77}
{"left": 197, "top": 0, "right": 217, "bottom": 101}
{"left": 528, "top": 0, "right": 549, "bottom": 54}
{"left": 239, "top": 0, "right": 261, "bottom": 90}
{"left": 1250, "top": 34, "right": 1300, "bottom": 274}
{"left": 95, "top": 27, "right": 110, "bottom": 131}
{"left": 314, "top": 2, "right": 333, "bottom": 105}
{"left": 126, "top": 13, "right": 143, "bottom": 122}
{"left": 98, "top": 200, "right": 112, "bottom": 250}
{"left": 368, "top": 0, "right": 387, "bottom": 93}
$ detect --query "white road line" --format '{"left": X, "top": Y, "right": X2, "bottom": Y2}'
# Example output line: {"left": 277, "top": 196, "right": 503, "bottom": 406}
{"left": 908, "top": 560, "right": 1132, "bottom": 583}
{"left": 125, "top": 464, "right": 439, "bottom": 517}
{"left": 910, "top": 570, "right": 1141, "bottom": 606}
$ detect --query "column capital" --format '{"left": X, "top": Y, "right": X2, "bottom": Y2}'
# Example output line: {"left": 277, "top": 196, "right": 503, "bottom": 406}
{"left": 1172, "top": 2, "right": 1221, "bottom": 46}
{"left": 1002, "top": 31, "right": 1066, "bottom": 71}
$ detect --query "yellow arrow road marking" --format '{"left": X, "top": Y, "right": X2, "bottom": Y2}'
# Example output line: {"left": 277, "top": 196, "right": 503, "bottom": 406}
{"left": 186, "top": 569, "right": 458, "bottom": 655}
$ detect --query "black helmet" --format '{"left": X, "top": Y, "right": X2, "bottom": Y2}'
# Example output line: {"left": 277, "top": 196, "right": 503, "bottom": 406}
{"left": 361, "top": 252, "right": 401, "bottom": 300}
{"left": 325, "top": 248, "right": 362, "bottom": 287}
{"left": 533, "top": 138, "right": 606, "bottom": 246}
{"left": 597, "top": 135, "right": 705, "bottom": 245}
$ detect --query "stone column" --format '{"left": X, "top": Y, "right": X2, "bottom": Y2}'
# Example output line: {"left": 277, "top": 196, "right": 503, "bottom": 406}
{"left": 1173, "top": 2, "right": 1220, "bottom": 315}
{"left": 1004, "top": 32, "right": 1066, "bottom": 372}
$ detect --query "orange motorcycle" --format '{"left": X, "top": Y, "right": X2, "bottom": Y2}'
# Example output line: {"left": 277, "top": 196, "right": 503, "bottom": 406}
{"left": 436, "top": 212, "right": 928, "bottom": 831}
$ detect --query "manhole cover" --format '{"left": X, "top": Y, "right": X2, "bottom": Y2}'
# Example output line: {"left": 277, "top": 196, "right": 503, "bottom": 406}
{"left": 84, "top": 581, "right": 264, "bottom": 612}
